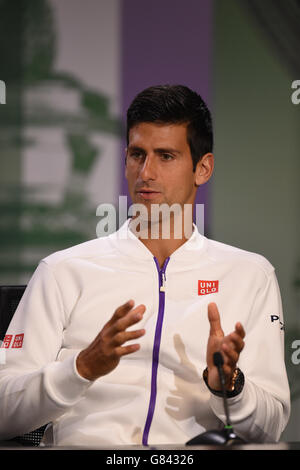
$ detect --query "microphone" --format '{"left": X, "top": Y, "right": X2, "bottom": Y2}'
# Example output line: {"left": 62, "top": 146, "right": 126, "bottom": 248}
{"left": 186, "top": 352, "right": 245, "bottom": 446}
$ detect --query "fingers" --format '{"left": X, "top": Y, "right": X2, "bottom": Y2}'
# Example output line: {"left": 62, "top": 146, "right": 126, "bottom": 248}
{"left": 112, "top": 328, "right": 146, "bottom": 347}
{"left": 105, "top": 300, "right": 145, "bottom": 335}
{"left": 221, "top": 343, "right": 239, "bottom": 367}
{"left": 208, "top": 303, "right": 224, "bottom": 338}
{"left": 235, "top": 322, "right": 246, "bottom": 339}
{"left": 106, "top": 301, "right": 146, "bottom": 353}
{"left": 111, "top": 304, "right": 146, "bottom": 335}
{"left": 113, "top": 329, "right": 145, "bottom": 358}
{"left": 206, "top": 306, "right": 246, "bottom": 389}
{"left": 77, "top": 300, "right": 146, "bottom": 380}
{"left": 116, "top": 343, "right": 141, "bottom": 357}
{"left": 226, "top": 331, "right": 245, "bottom": 353}
{"left": 108, "top": 300, "right": 135, "bottom": 325}
{"left": 221, "top": 326, "right": 245, "bottom": 368}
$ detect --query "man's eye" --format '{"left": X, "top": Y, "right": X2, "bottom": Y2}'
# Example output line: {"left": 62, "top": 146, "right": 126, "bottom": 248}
{"left": 133, "top": 151, "right": 145, "bottom": 158}
{"left": 130, "top": 152, "right": 143, "bottom": 158}
{"left": 161, "top": 154, "right": 174, "bottom": 160}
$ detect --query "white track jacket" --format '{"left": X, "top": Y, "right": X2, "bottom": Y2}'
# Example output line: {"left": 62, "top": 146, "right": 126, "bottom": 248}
{"left": 0, "top": 220, "right": 290, "bottom": 445}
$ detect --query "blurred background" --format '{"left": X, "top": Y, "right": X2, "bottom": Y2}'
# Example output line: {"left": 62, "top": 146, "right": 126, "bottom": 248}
{"left": 0, "top": 0, "right": 299, "bottom": 441}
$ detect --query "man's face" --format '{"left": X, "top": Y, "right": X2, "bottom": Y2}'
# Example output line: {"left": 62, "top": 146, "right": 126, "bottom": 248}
{"left": 125, "top": 122, "right": 200, "bottom": 217}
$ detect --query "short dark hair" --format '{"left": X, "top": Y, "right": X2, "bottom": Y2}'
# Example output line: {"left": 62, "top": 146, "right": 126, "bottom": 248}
{"left": 126, "top": 84, "right": 213, "bottom": 171}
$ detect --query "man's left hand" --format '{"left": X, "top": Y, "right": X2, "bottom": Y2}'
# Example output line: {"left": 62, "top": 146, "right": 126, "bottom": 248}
{"left": 206, "top": 302, "right": 245, "bottom": 391}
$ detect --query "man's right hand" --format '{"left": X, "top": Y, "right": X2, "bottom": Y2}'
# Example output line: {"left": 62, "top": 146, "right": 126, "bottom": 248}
{"left": 76, "top": 300, "right": 146, "bottom": 381}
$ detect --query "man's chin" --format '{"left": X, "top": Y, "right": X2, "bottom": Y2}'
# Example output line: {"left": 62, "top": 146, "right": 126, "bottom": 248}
{"left": 130, "top": 202, "right": 168, "bottom": 223}
{"left": 128, "top": 202, "right": 189, "bottom": 240}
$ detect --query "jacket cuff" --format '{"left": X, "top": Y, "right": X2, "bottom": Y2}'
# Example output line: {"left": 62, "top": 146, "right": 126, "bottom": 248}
{"left": 209, "top": 380, "right": 257, "bottom": 423}
{"left": 43, "top": 352, "right": 92, "bottom": 407}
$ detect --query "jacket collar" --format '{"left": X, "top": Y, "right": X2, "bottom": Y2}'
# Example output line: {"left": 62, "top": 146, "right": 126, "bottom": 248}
{"left": 108, "top": 218, "right": 207, "bottom": 263}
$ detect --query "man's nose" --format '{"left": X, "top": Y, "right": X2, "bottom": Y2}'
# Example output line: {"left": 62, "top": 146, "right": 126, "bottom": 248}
{"left": 140, "top": 154, "right": 157, "bottom": 181}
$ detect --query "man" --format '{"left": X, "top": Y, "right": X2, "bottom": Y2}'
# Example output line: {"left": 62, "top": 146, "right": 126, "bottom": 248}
{"left": 0, "top": 85, "right": 290, "bottom": 446}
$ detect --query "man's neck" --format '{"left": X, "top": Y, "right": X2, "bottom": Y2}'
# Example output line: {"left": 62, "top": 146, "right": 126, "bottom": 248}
{"left": 129, "top": 216, "right": 194, "bottom": 269}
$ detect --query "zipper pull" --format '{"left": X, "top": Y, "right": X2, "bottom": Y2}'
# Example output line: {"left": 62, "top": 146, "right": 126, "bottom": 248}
{"left": 160, "top": 272, "right": 166, "bottom": 292}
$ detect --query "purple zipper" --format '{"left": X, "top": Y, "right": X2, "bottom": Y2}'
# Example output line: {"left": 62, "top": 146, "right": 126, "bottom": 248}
{"left": 142, "top": 256, "right": 170, "bottom": 446}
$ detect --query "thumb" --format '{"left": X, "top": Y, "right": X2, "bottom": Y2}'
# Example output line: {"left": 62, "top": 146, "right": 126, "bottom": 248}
{"left": 208, "top": 303, "right": 224, "bottom": 338}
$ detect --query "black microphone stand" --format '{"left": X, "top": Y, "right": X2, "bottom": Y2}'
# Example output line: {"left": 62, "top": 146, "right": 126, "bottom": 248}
{"left": 186, "top": 352, "right": 245, "bottom": 446}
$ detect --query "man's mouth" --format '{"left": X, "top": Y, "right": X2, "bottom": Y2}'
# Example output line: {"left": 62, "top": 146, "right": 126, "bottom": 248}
{"left": 136, "top": 189, "right": 161, "bottom": 200}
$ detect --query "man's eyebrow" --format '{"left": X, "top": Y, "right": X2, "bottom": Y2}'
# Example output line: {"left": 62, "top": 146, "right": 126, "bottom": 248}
{"left": 127, "top": 145, "right": 181, "bottom": 155}
{"left": 127, "top": 145, "right": 146, "bottom": 153}
{"left": 154, "top": 147, "right": 181, "bottom": 155}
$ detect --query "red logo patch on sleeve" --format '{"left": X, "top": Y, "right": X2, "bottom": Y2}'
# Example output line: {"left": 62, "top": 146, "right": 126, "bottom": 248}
{"left": 2, "top": 335, "right": 13, "bottom": 348}
{"left": 12, "top": 334, "right": 24, "bottom": 348}
{"left": 198, "top": 280, "right": 219, "bottom": 296}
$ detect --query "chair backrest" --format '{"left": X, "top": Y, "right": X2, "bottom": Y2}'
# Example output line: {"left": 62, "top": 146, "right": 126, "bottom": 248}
{"left": 0, "top": 285, "right": 26, "bottom": 341}
{"left": 0, "top": 285, "right": 47, "bottom": 446}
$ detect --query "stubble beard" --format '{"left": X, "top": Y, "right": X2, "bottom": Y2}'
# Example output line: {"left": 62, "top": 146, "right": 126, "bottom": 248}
{"left": 129, "top": 201, "right": 194, "bottom": 240}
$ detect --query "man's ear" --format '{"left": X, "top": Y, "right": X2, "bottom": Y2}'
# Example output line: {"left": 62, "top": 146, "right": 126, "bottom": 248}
{"left": 195, "top": 153, "right": 214, "bottom": 186}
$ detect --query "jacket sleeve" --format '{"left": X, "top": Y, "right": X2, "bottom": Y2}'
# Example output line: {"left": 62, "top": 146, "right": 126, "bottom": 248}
{"left": 0, "top": 261, "right": 91, "bottom": 440}
{"left": 208, "top": 268, "right": 291, "bottom": 442}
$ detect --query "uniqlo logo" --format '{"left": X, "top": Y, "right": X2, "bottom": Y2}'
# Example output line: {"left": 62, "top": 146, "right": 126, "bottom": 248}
{"left": 2, "top": 335, "right": 13, "bottom": 348}
{"left": 198, "top": 280, "right": 219, "bottom": 295}
{"left": 12, "top": 334, "right": 24, "bottom": 349}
